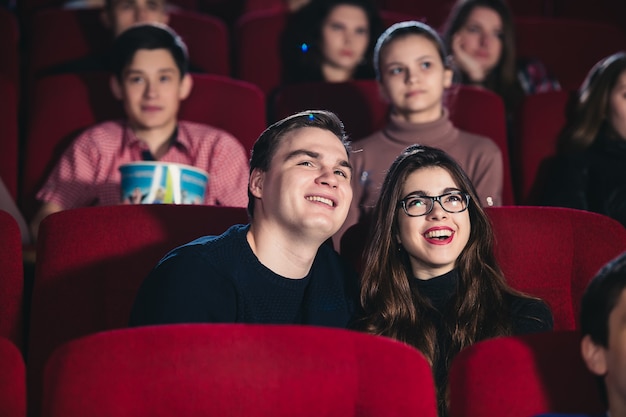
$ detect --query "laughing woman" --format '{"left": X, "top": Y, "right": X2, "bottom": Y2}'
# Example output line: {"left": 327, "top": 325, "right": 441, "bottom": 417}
{"left": 356, "top": 144, "right": 552, "bottom": 416}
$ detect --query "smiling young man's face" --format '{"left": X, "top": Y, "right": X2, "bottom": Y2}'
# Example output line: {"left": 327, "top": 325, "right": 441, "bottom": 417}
{"left": 249, "top": 126, "right": 353, "bottom": 240}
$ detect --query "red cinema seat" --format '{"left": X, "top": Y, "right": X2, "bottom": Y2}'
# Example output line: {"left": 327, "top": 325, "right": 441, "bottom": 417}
{"left": 27, "top": 8, "right": 229, "bottom": 82}
{"left": 235, "top": 8, "right": 419, "bottom": 94}
{"left": 513, "top": 90, "right": 571, "bottom": 204}
{"left": 381, "top": 0, "right": 548, "bottom": 30}
{"left": 485, "top": 206, "right": 626, "bottom": 330}
{"left": 271, "top": 79, "right": 389, "bottom": 141}
{"left": 22, "top": 72, "right": 265, "bottom": 219}
{"left": 42, "top": 324, "right": 437, "bottom": 417}
{"left": 17, "top": 0, "right": 197, "bottom": 19}
{"left": 0, "top": 337, "right": 25, "bottom": 417}
{"left": 0, "top": 76, "right": 19, "bottom": 200}
{"left": 515, "top": 17, "right": 626, "bottom": 91}
{"left": 0, "top": 210, "right": 24, "bottom": 350}
{"left": 234, "top": 9, "right": 287, "bottom": 94}
{"left": 552, "top": 0, "right": 626, "bottom": 30}
{"left": 449, "top": 331, "right": 604, "bottom": 417}
{"left": 28, "top": 204, "right": 249, "bottom": 417}
{"left": 0, "top": 7, "right": 19, "bottom": 87}
{"left": 447, "top": 85, "right": 514, "bottom": 205}
{"left": 340, "top": 206, "right": 626, "bottom": 331}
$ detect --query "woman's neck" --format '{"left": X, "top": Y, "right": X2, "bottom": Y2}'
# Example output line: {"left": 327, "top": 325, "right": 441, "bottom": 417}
{"left": 321, "top": 63, "right": 354, "bottom": 83}
{"left": 390, "top": 107, "right": 444, "bottom": 125}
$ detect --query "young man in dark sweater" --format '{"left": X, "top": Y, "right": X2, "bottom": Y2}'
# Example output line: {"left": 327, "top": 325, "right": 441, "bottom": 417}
{"left": 130, "top": 110, "right": 359, "bottom": 327}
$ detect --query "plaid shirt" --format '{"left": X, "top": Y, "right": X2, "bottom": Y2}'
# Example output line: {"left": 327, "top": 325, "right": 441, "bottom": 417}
{"left": 37, "top": 120, "right": 250, "bottom": 209}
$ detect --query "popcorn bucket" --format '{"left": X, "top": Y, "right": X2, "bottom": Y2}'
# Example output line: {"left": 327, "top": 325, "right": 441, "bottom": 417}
{"left": 119, "top": 162, "right": 209, "bottom": 205}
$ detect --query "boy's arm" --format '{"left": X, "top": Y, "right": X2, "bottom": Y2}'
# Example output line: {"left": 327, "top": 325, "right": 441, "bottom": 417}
{"left": 208, "top": 134, "right": 250, "bottom": 208}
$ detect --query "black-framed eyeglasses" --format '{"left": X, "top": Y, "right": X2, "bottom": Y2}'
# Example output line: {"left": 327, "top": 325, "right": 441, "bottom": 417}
{"left": 398, "top": 191, "right": 471, "bottom": 217}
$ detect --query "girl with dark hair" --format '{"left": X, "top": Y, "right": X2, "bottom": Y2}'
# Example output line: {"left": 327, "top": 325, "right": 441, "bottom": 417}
{"left": 357, "top": 144, "right": 553, "bottom": 416}
{"left": 442, "top": 0, "right": 559, "bottom": 116}
{"left": 280, "top": 0, "right": 383, "bottom": 83}
{"left": 541, "top": 52, "right": 626, "bottom": 227}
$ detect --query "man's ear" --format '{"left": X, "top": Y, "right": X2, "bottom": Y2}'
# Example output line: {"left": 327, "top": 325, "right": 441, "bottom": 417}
{"left": 249, "top": 168, "right": 264, "bottom": 199}
{"left": 178, "top": 73, "right": 193, "bottom": 100}
{"left": 109, "top": 75, "right": 124, "bottom": 100}
{"left": 581, "top": 334, "right": 608, "bottom": 376}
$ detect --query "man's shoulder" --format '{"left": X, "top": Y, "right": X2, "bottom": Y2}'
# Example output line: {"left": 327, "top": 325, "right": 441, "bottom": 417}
{"left": 168, "top": 224, "right": 248, "bottom": 259}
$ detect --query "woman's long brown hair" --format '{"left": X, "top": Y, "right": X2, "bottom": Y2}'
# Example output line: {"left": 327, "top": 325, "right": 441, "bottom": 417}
{"left": 357, "top": 145, "right": 534, "bottom": 411}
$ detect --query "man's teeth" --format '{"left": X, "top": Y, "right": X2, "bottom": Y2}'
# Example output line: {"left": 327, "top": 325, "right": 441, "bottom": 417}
{"left": 307, "top": 196, "right": 334, "bottom": 207}
{"left": 425, "top": 230, "right": 452, "bottom": 239}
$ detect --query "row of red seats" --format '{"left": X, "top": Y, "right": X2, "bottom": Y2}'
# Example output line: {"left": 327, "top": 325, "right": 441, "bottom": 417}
{"left": 15, "top": 0, "right": 626, "bottom": 30}
{"left": 0, "top": 325, "right": 607, "bottom": 417}
{"left": 0, "top": 71, "right": 581, "bottom": 218}
{"left": 0, "top": 324, "right": 439, "bottom": 417}
{"left": 2, "top": 5, "right": 625, "bottom": 95}
{"left": 0, "top": 304, "right": 603, "bottom": 417}
{"left": 1, "top": 204, "right": 625, "bottom": 415}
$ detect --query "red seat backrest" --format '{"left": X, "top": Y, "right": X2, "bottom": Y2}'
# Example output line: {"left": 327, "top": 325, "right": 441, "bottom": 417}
{"left": 0, "top": 337, "right": 25, "bottom": 417}
{"left": 447, "top": 85, "right": 514, "bottom": 205}
{"left": 0, "top": 210, "right": 23, "bottom": 350}
{"left": 340, "top": 206, "right": 626, "bottom": 331}
{"left": 271, "top": 79, "right": 389, "bottom": 141}
{"left": 235, "top": 9, "right": 419, "bottom": 94}
{"left": 27, "top": 8, "right": 229, "bottom": 82}
{"left": 515, "top": 17, "right": 626, "bottom": 91}
{"left": 234, "top": 9, "right": 288, "bottom": 94}
{"left": 22, "top": 72, "right": 265, "bottom": 219}
{"left": 43, "top": 324, "right": 437, "bottom": 417}
{"left": 513, "top": 90, "right": 571, "bottom": 204}
{"left": 486, "top": 206, "right": 626, "bottom": 330}
{"left": 29, "top": 204, "right": 250, "bottom": 417}
{"left": 0, "top": 7, "right": 19, "bottom": 87}
{"left": 448, "top": 331, "right": 604, "bottom": 417}
{"left": 552, "top": 0, "right": 626, "bottom": 30}
{"left": 0, "top": 76, "right": 19, "bottom": 200}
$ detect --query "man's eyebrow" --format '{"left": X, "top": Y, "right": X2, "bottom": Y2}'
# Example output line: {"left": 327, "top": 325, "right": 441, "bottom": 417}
{"left": 284, "top": 149, "right": 320, "bottom": 161}
{"left": 124, "top": 68, "right": 177, "bottom": 76}
{"left": 339, "top": 159, "right": 353, "bottom": 172}
{"left": 285, "top": 149, "right": 352, "bottom": 171}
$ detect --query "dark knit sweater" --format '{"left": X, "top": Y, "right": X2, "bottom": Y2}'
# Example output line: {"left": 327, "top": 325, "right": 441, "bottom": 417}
{"left": 130, "top": 224, "right": 359, "bottom": 327}
{"left": 410, "top": 269, "right": 554, "bottom": 392}
{"left": 541, "top": 126, "right": 626, "bottom": 227}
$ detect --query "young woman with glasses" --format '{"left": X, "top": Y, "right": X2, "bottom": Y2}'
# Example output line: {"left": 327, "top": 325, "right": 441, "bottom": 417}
{"left": 356, "top": 144, "right": 553, "bottom": 416}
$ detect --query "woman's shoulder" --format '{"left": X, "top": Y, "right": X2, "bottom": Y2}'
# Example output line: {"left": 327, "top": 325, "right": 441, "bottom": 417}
{"left": 506, "top": 293, "right": 554, "bottom": 334}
